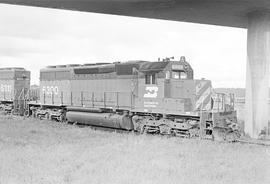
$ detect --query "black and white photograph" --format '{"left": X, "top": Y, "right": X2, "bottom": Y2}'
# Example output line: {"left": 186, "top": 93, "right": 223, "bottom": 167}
{"left": 0, "top": 1, "right": 269, "bottom": 184}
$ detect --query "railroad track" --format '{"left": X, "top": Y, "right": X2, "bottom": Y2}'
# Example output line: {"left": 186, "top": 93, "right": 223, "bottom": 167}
{"left": 68, "top": 121, "right": 270, "bottom": 146}
{"left": 237, "top": 138, "right": 270, "bottom": 146}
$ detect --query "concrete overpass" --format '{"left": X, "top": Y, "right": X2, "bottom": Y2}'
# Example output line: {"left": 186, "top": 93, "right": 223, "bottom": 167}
{"left": 1, "top": 0, "right": 270, "bottom": 138}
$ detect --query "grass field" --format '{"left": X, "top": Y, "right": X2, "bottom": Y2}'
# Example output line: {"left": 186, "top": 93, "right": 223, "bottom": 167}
{"left": 0, "top": 114, "right": 269, "bottom": 184}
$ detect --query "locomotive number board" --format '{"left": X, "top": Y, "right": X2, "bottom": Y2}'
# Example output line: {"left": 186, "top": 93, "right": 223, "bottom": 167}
{"left": 172, "top": 64, "right": 184, "bottom": 70}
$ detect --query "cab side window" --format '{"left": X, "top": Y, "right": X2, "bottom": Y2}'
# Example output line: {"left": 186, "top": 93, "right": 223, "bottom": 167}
{"left": 151, "top": 74, "right": 156, "bottom": 84}
{"left": 145, "top": 74, "right": 156, "bottom": 84}
{"left": 145, "top": 74, "right": 151, "bottom": 84}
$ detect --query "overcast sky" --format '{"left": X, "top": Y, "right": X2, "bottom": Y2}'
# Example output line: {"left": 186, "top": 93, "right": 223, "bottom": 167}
{"left": 0, "top": 3, "right": 247, "bottom": 87}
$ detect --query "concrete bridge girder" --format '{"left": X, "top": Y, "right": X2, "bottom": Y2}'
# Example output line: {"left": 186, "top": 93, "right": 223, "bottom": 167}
{"left": 245, "top": 11, "right": 270, "bottom": 138}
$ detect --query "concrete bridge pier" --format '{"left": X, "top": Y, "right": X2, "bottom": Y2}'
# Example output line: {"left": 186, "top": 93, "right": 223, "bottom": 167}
{"left": 245, "top": 11, "right": 270, "bottom": 138}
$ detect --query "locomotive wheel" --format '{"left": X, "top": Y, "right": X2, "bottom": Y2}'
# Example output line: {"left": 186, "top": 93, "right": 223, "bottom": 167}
{"left": 32, "top": 111, "right": 37, "bottom": 118}
{"left": 140, "top": 125, "right": 146, "bottom": 134}
{"left": 45, "top": 113, "right": 50, "bottom": 120}
{"left": 59, "top": 115, "right": 66, "bottom": 123}
{"left": 159, "top": 124, "right": 171, "bottom": 135}
{"left": 189, "top": 128, "right": 200, "bottom": 138}
{"left": 24, "top": 110, "right": 29, "bottom": 117}
{"left": 170, "top": 130, "right": 176, "bottom": 136}
{"left": 11, "top": 109, "right": 16, "bottom": 115}
{"left": 49, "top": 115, "right": 53, "bottom": 121}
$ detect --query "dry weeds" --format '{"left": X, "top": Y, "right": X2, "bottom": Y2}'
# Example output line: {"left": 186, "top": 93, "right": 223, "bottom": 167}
{"left": 0, "top": 115, "right": 269, "bottom": 184}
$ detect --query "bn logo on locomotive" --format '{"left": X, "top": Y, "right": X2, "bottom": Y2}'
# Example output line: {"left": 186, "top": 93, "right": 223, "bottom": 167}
{"left": 144, "top": 86, "right": 158, "bottom": 98}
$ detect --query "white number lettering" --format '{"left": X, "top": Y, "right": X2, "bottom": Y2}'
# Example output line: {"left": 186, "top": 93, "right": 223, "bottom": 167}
{"left": 54, "top": 86, "right": 58, "bottom": 95}
{"left": 42, "top": 86, "right": 59, "bottom": 95}
{"left": 0, "top": 84, "right": 12, "bottom": 93}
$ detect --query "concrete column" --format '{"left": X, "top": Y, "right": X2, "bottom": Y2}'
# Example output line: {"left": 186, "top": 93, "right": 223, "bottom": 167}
{"left": 245, "top": 11, "right": 270, "bottom": 138}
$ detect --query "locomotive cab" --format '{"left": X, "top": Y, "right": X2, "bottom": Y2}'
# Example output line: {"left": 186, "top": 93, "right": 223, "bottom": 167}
{"left": 132, "top": 57, "right": 238, "bottom": 139}
{"left": 134, "top": 56, "right": 204, "bottom": 116}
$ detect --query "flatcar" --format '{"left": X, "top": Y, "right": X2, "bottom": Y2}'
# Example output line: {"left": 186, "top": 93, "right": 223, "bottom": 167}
{"left": 30, "top": 57, "right": 238, "bottom": 140}
{"left": 0, "top": 67, "right": 30, "bottom": 114}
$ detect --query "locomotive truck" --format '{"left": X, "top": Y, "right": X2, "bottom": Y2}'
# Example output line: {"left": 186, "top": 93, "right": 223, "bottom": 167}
{"left": 28, "top": 56, "right": 238, "bottom": 141}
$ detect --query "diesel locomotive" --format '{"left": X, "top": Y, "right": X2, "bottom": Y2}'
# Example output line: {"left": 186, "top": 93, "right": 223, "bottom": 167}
{"left": 0, "top": 67, "right": 30, "bottom": 114}
{"left": 0, "top": 57, "right": 239, "bottom": 140}
{"left": 26, "top": 56, "right": 238, "bottom": 140}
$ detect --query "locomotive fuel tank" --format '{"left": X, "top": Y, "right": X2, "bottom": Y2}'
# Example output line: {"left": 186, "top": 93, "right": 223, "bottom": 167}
{"left": 66, "top": 111, "right": 134, "bottom": 130}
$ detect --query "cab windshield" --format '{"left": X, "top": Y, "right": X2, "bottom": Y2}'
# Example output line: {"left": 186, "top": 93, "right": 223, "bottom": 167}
{"left": 172, "top": 71, "right": 187, "bottom": 79}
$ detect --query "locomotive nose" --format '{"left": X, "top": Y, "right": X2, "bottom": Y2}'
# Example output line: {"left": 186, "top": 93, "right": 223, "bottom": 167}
{"left": 195, "top": 80, "right": 212, "bottom": 111}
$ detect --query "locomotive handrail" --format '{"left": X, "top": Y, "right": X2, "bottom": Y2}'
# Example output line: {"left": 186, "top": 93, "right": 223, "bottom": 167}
{"left": 41, "top": 90, "right": 134, "bottom": 110}
{"left": 210, "top": 92, "right": 235, "bottom": 112}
